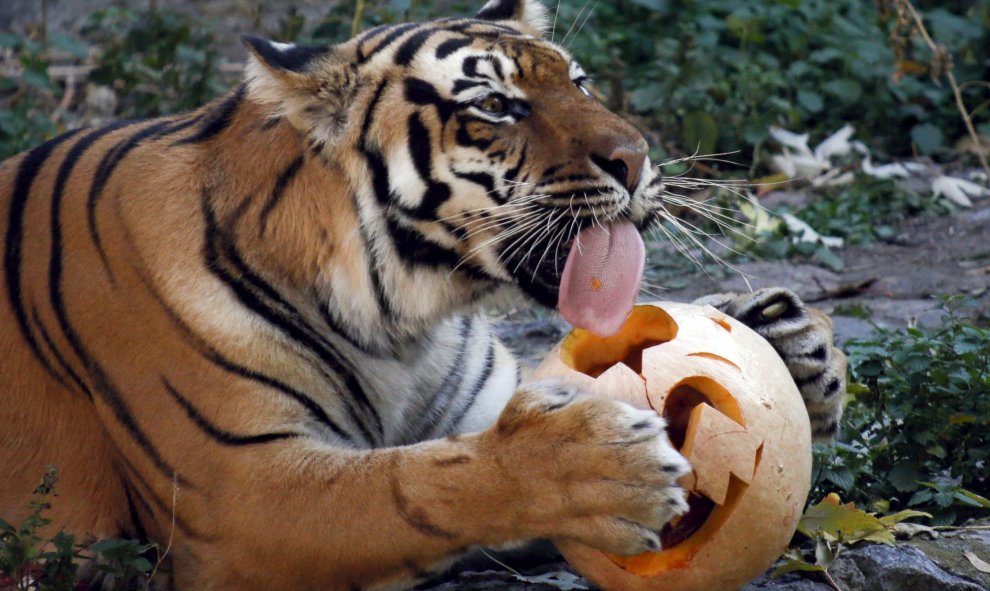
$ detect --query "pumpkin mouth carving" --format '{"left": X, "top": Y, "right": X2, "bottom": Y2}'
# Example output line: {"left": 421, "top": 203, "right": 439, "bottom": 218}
{"left": 558, "top": 305, "right": 764, "bottom": 576}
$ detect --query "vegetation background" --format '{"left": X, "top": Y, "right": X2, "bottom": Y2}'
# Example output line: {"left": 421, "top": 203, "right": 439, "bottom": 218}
{"left": 1, "top": 0, "right": 988, "bottom": 588}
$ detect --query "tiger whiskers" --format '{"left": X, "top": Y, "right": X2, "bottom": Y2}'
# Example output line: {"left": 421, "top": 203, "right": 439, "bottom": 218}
{"left": 561, "top": 0, "right": 598, "bottom": 50}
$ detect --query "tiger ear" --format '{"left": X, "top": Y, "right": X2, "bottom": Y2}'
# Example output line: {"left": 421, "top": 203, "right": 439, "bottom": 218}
{"left": 476, "top": 0, "right": 549, "bottom": 35}
{"left": 242, "top": 36, "right": 360, "bottom": 152}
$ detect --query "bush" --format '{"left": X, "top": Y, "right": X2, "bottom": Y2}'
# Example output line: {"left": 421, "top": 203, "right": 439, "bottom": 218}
{"left": 83, "top": 7, "right": 226, "bottom": 118}
{"left": 556, "top": 0, "right": 989, "bottom": 163}
{"left": 813, "top": 298, "right": 990, "bottom": 525}
{"left": 0, "top": 467, "right": 159, "bottom": 591}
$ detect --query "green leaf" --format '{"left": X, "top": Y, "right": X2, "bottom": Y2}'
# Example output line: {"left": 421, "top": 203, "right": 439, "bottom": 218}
{"left": 824, "top": 466, "right": 855, "bottom": 492}
{"left": 20, "top": 69, "right": 53, "bottom": 90}
{"left": 911, "top": 123, "right": 944, "bottom": 155}
{"left": 954, "top": 489, "right": 990, "bottom": 509}
{"left": 813, "top": 246, "right": 844, "bottom": 272}
{"left": 823, "top": 78, "right": 862, "bottom": 103}
{"left": 680, "top": 110, "right": 718, "bottom": 155}
{"left": 797, "top": 90, "right": 824, "bottom": 113}
{"left": 887, "top": 461, "right": 919, "bottom": 492}
{"left": 49, "top": 33, "right": 89, "bottom": 59}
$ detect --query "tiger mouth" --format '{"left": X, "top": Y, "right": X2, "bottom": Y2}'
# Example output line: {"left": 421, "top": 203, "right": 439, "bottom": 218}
{"left": 496, "top": 198, "right": 645, "bottom": 309}
{"left": 504, "top": 235, "right": 574, "bottom": 308}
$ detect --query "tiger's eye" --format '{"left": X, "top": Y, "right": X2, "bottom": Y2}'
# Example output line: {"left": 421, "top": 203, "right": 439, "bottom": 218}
{"left": 479, "top": 95, "right": 507, "bottom": 115}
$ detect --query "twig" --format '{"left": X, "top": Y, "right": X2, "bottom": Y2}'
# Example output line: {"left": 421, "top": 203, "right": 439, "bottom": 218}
{"left": 896, "top": 0, "right": 990, "bottom": 180}
{"left": 822, "top": 569, "right": 845, "bottom": 591}
{"left": 149, "top": 475, "right": 179, "bottom": 582}
{"left": 351, "top": 0, "right": 367, "bottom": 39}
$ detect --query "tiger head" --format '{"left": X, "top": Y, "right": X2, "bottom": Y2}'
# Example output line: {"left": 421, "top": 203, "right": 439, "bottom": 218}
{"left": 244, "top": 0, "right": 666, "bottom": 338}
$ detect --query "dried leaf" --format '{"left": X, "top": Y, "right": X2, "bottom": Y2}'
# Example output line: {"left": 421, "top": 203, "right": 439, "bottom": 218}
{"left": 964, "top": 551, "right": 990, "bottom": 574}
{"left": 798, "top": 494, "right": 894, "bottom": 545}
{"left": 878, "top": 509, "right": 933, "bottom": 527}
{"left": 892, "top": 522, "right": 938, "bottom": 540}
{"left": 771, "top": 549, "right": 827, "bottom": 578}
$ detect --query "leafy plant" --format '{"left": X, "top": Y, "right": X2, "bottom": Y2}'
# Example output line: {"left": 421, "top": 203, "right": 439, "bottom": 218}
{"left": 83, "top": 7, "right": 226, "bottom": 117}
{"left": 0, "top": 34, "right": 61, "bottom": 160}
{"left": 555, "top": 0, "right": 989, "bottom": 163}
{"left": 0, "top": 467, "right": 160, "bottom": 591}
{"left": 813, "top": 297, "right": 990, "bottom": 525}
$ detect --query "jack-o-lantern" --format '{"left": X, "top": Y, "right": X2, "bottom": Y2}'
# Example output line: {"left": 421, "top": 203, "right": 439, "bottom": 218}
{"left": 533, "top": 302, "right": 812, "bottom": 591}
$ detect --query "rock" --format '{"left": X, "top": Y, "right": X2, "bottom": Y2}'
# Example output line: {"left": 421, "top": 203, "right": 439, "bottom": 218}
{"left": 906, "top": 520, "right": 990, "bottom": 588}
{"left": 829, "top": 545, "right": 987, "bottom": 591}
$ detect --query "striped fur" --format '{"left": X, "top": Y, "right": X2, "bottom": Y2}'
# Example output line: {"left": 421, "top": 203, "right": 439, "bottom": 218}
{"left": 1, "top": 1, "right": 840, "bottom": 589}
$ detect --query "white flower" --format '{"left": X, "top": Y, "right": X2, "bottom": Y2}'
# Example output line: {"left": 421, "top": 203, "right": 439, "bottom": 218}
{"left": 814, "top": 125, "right": 856, "bottom": 163}
{"left": 860, "top": 157, "right": 925, "bottom": 179}
{"left": 782, "top": 213, "right": 845, "bottom": 248}
{"left": 931, "top": 175, "right": 990, "bottom": 207}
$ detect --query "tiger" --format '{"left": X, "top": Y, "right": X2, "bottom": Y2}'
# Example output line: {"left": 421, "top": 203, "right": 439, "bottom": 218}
{"left": 0, "top": 0, "right": 847, "bottom": 589}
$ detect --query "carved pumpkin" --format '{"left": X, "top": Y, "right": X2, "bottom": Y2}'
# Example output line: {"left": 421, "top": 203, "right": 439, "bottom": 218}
{"left": 532, "top": 302, "right": 812, "bottom": 591}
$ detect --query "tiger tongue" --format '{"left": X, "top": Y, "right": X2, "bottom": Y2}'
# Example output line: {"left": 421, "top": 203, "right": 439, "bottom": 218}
{"left": 558, "top": 221, "right": 645, "bottom": 337}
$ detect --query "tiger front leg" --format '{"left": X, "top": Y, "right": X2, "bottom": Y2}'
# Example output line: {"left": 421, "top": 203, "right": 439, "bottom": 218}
{"left": 191, "top": 382, "right": 689, "bottom": 590}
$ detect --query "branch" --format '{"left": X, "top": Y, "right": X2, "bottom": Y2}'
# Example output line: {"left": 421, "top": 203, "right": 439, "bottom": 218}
{"left": 896, "top": 0, "right": 990, "bottom": 180}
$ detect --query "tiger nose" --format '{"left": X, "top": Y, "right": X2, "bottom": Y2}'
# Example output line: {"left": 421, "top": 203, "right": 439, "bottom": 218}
{"left": 593, "top": 145, "right": 648, "bottom": 193}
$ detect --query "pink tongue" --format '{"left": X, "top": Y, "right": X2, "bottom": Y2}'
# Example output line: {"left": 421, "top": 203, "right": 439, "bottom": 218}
{"left": 558, "top": 221, "right": 645, "bottom": 337}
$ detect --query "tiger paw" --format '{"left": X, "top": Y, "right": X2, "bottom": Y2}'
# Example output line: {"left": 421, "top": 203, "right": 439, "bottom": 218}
{"left": 693, "top": 287, "right": 847, "bottom": 440}
{"left": 484, "top": 381, "right": 691, "bottom": 555}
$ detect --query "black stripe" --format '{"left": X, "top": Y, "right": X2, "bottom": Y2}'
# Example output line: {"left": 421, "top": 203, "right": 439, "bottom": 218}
{"left": 117, "top": 244, "right": 358, "bottom": 444}
{"left": 358, "top": 81, "right": 400, "bottom": 320}
{"left": 453, "top": 170, "right": 496, "bottom": 195}
{"left": 455, "top": 115, "right": 494, "bottom": 150}
{"left": 116, "top": 454, "right": 206, "bottom": 541}
{"left": 386, "top": 214, "right": 496, "bottom": 283}
{"left": 490, "top": 56, "right": 504, "bottom": 81}
{"left": 173, "top": 85, "right": 246, "bottom": 145}
{"left": 404, "top": 78, "right": 456, "bottom": 123}
{"left": 259, "top": 155, "right": 306, "bottom": 233}
{"left": 359, "top": 22, "right": 421, "bottom": 64}
{"left": 504, "top": 144, "right": 527, "bottom": 182}
{"left": 121, "top": 481, "right": 151, "bottom": 542}
{"left": 162, "top": 378, "right": 300, "bottom": 446}
{"left": 4, "top": 129, "right": 84, "bottom": 388}
{"left": 435, "top": 37, "right": 473, "bottom": 60}
{"left": 87, "top": 118, "right": 192, "bottom": 282}
{"left": 451, "top": 79, "right": 489, "bottom": 95}
{"left": 202, "top": 196, "right": 383, "bottom": 444}
{"left": 443, "top": 336, "right": 497, "bottom": 433}
{"left": 409, "top": 317, "right": 472, "bottom": 443}
{"left": 823, "top": 377, "right": 842, "bottom": 399}
{"left": 31, "top": 307, "right": 84, "bottom": 393}
{"left": 47, "top": 126, "right": 187, "bottom": 488}
{"left": 406, "top": 113, "right": 452, "bottom": 218}
{"left": 394, "top": 28, "right": 439, "bottom": 66}
{"left": 794, "top": 369, "right": 825, "bottom": 389}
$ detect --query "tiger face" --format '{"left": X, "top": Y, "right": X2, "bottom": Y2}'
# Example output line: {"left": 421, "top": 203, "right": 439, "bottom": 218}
{"left": 245, "top": 0, "right": 662, "bottom": 337}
